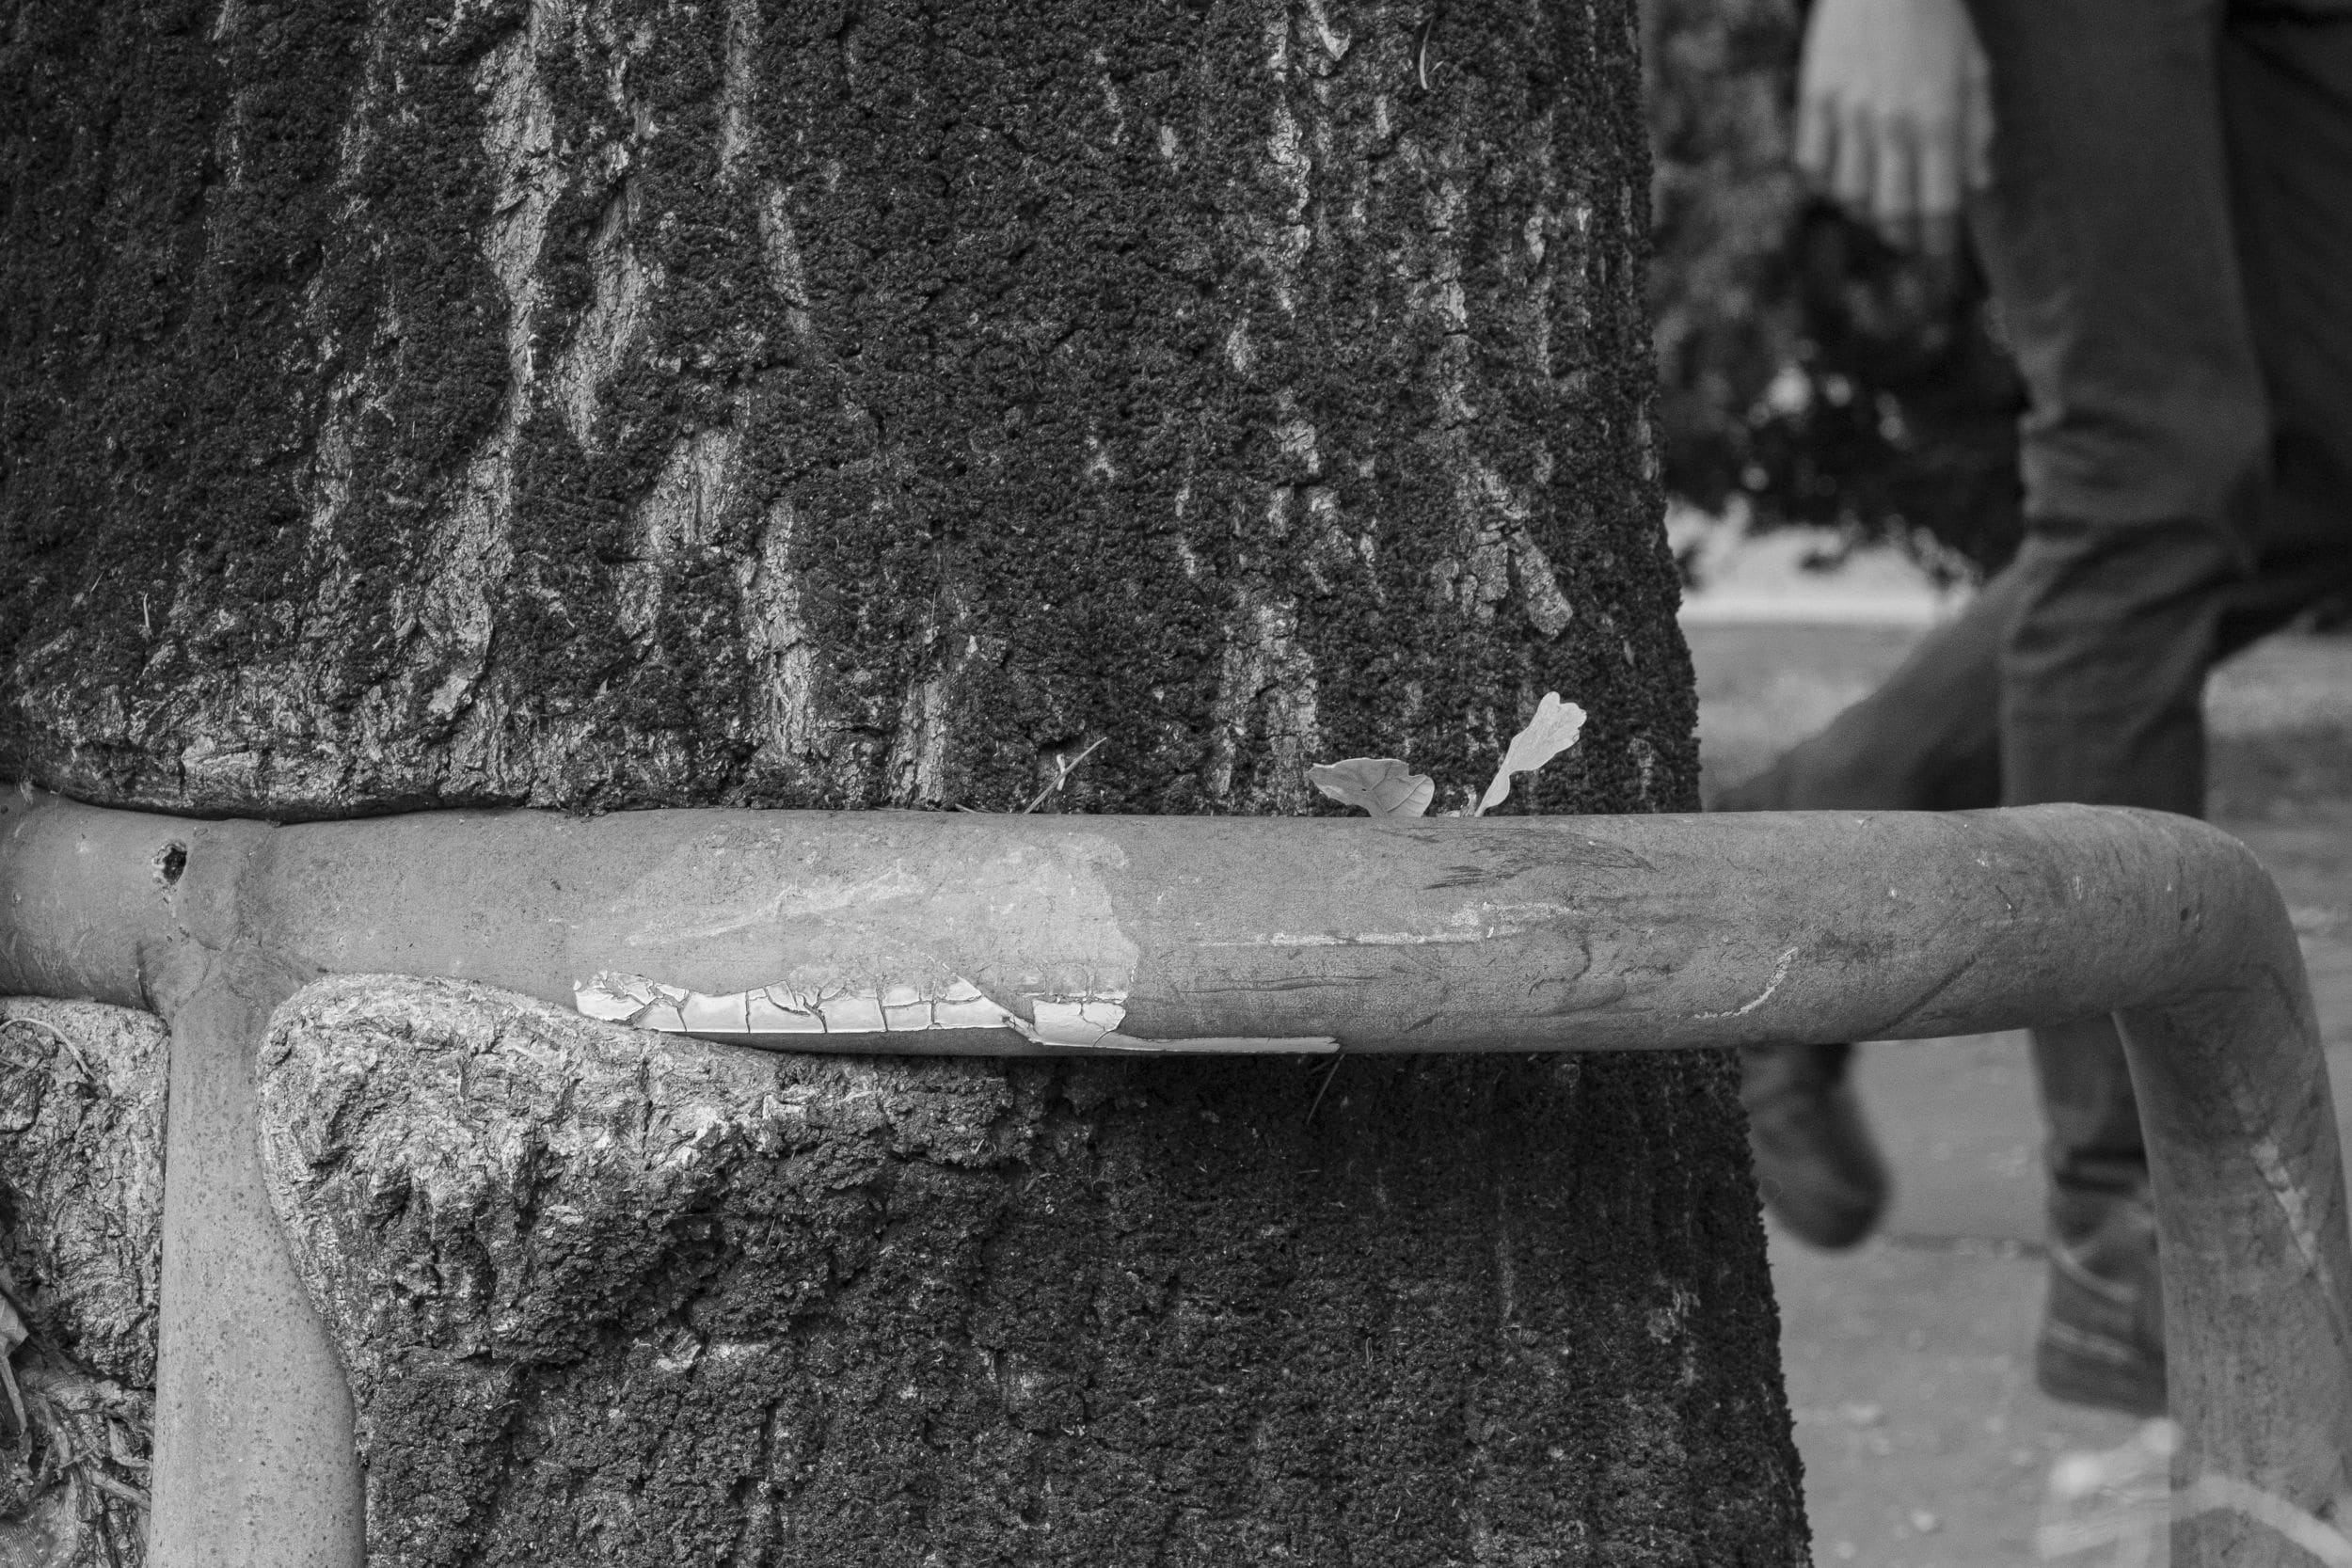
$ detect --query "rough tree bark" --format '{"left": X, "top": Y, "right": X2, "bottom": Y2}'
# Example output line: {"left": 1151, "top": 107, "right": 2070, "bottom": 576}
{"left": 1, "top": 0, "right": 1806, "bottom": 1562}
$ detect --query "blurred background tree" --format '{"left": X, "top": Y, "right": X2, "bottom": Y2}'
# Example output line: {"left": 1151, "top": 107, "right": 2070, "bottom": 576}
{"left": 1645, "top": 0, "right": 2026, "bottom": 583}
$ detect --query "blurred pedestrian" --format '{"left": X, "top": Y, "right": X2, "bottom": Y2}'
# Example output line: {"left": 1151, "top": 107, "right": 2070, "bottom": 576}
{"left": 1733, "top": 0, "right": 2352, "bottom": 1418}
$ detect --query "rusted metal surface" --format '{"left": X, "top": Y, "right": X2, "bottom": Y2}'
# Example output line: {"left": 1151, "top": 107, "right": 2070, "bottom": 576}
{"left": 2, "top": 784, "right": 2345, "bottom": 1565}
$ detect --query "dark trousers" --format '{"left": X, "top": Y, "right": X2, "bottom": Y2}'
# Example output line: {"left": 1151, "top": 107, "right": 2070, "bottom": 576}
{"left": 1722, "top": 528, "right": 2352, "bottom": 1218}
{"left": 1728, "top": 0, "right": 2352, "bottom": 1231}
{"left": 1963, "top": 0, "right": 2352, "bottom": 539}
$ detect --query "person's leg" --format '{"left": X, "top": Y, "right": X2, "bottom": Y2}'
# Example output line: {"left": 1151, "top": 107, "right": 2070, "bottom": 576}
{"left": 1959, "top": 0, "right": 2252, "bottom": 1416}
{"left": 2220, "top": 2, "right": 2352, "bottom": 619}
{"left": 1963, "top": 0, "right": 2268, "bottom": 535}
{"left": 1722, "top": 577, "right": 2018, "bottom": 1251}
{"left": 1729, "top": 0, "right": 2352, "bottom": 1266}
{"left": 1996, "top": 521, "right": 2352, "bottom": 1414}
{"left": 1730, "top": 0, "right": 2352, "bottom": 809}
{"left": 1731, "top": 528, "right": 2352, "bottom": 1257}
{"left": 1964, "top": 0, "right": 2352, "bottom": 1413}
{"left": 1999, "top": 522, "right": 2239, "bottom": 817}
{"left": 1725, "top": 532, "right": 2352, "bottom": 1261}
{"left": 1995, "top": 523, "right": 2238, "bottom": 1412}
{"left": 1712, "top": 571, "right": 2011, "bottom": 816}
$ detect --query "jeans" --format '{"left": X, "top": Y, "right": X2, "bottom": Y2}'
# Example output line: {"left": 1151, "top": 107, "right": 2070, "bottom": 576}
{"left": 1963, "top": 0, "right": 2352, "bottom": 541}
{"left": 1728, "top": 0, "right": 2352, "bottom": 1227}
{"left": 1720, "top": 527, "right": 2352, "bottom": 1212}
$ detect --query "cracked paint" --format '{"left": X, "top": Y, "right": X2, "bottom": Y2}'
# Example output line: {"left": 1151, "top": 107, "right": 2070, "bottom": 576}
{"left": 576, "top": 972, "right": 1334, "bottom": 1054}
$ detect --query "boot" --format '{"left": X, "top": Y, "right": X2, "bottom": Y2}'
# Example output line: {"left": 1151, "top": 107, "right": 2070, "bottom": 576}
{"left": 2036, "top": 1189, "right": 2167, "bottom": 1417}
{"left": 1740, "top": 1040, "right": 1890, "bottom": 1250}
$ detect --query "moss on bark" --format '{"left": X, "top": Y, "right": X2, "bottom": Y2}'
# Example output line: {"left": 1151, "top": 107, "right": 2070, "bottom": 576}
{"left": 5, "top": 0, "right": 1690, "bottom": 822}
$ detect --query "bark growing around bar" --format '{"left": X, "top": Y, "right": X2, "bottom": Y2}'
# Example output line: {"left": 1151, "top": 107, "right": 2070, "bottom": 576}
{"left": 0, "top": 1001, "right": 167, "bottom": 1567}
{"left": 3, "top": 0, "right": 1804, "bottom": 1560}
{"left": 262, "top": 975, "right": 1800, "bottom": 1567}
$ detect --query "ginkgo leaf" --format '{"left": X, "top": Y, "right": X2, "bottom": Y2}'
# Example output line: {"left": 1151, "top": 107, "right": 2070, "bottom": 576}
{"left": 1474, "top": 691, "right": 1586, "bottom": 816}
{"left": 1308, "top": 757, "right": 1436, "bottom": 817}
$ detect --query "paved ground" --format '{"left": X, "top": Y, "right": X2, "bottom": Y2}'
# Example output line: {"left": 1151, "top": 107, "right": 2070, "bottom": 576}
{"left": 1688, "top": 622, "right": 2352, "bottom": 1568}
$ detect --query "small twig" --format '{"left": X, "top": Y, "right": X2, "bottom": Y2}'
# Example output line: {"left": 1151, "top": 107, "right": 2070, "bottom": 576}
{"left": 0, "top": 1017, "right": 96, "bottom": 1084}
{"left": 1, "top": 1017, "right": 75, "bottom": 1050}
{"left": 1305, "top": 1049, "right": 1347, "bottom": 1125}
{"left": 1022, "top": 736, "right": 1107, "bottom": 814}
{"left": 80, "top": 1467, "right": 151, "bottom": 1512}
{"left": 1414, "top": 10, "right": 1447, "bottom": 91}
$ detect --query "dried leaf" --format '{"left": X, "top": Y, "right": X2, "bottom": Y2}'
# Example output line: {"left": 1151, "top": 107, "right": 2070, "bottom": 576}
{"left": 1475, "top": 691, "right": 1586, "bottom": 816}
{"left": 0, "top": 1284, "right": 25, "bottom": 1358}
{"left": 1, "top": 1283, "right": 27, "bottom": 1438}
{"left": 1308, "top": 757, "right": 1436, "bottom": 817}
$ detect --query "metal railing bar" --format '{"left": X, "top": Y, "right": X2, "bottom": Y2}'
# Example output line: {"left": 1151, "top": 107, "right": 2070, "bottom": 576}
{"left": 2, "top": 785, "right": 2344, "bottom": 1566}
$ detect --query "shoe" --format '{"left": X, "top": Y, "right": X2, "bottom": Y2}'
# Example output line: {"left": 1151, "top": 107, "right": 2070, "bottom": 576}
{"left": 2036, "top": 1196, "right": 2167, "bottom": 1417}
{"left": 1739, "top": 1041, "right": 1889, "bottom": 1250}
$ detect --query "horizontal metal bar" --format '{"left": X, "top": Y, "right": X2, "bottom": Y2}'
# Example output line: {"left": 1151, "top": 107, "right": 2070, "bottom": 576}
{"left": 2, "top": 785, "right": 2345, "bottom": 1565}
{"left": 0, "top": 789, "right": 2307, "bottom": 1052}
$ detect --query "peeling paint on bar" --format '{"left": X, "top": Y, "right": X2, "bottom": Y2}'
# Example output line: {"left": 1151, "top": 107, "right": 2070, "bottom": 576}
{"left": 1028, "top": 994, "right": 1133, "bottom": 1047}
{"left": 575, "top": 972, "right": 1338, "bottom": 1054}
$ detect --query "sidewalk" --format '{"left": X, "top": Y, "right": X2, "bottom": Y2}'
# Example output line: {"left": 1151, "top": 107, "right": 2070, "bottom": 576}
{"left": 1690, "top": 620, "right": 2352, "bottom": 1568}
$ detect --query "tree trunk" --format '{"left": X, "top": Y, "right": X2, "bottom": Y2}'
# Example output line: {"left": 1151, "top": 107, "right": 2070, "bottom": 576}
{"left": 2, "top": 0, "right": 1807, "bottom": 1562}
{"left": 4, "top": 0, "right": 1687, "bottom": 821}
